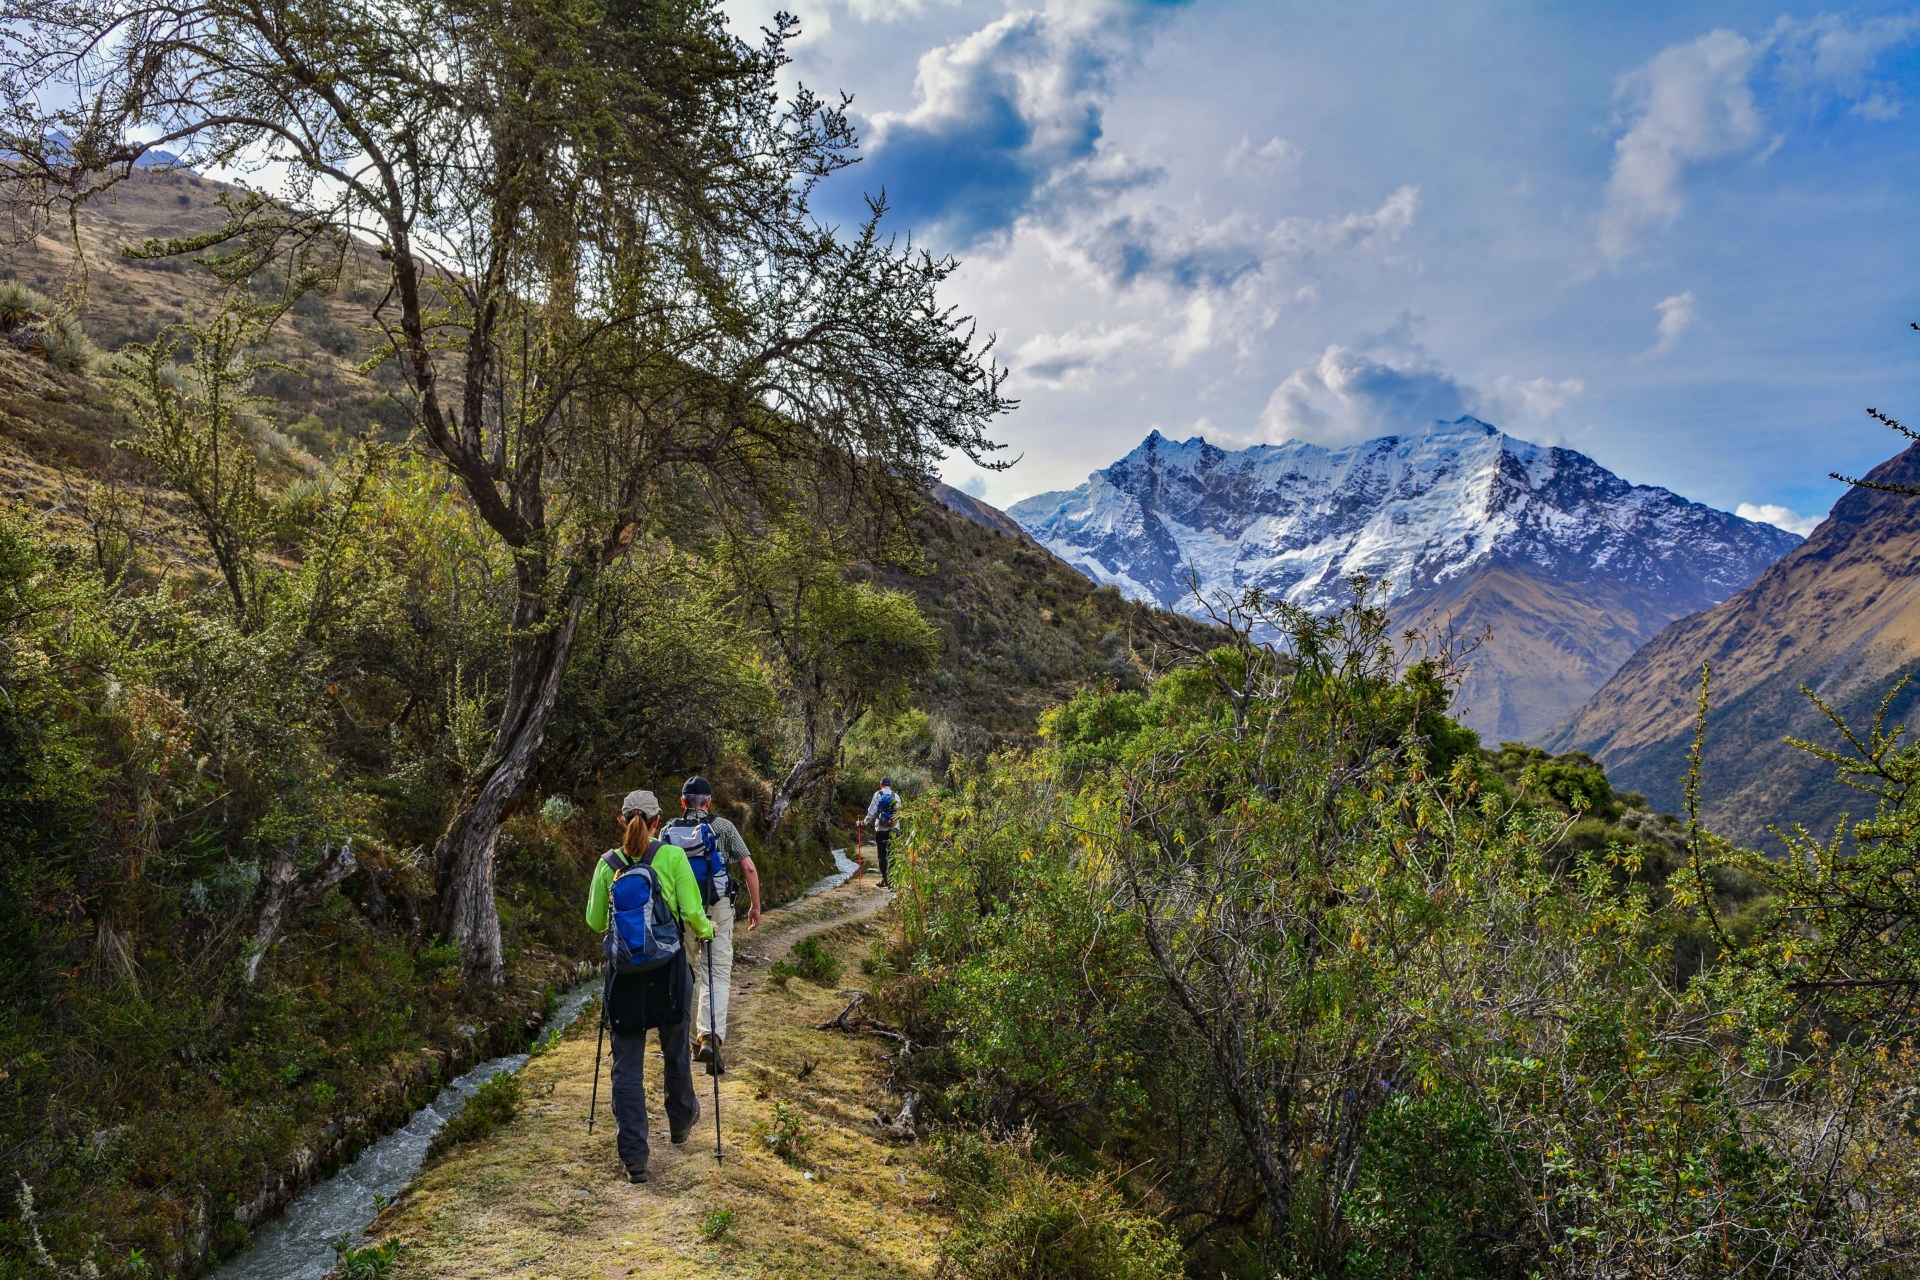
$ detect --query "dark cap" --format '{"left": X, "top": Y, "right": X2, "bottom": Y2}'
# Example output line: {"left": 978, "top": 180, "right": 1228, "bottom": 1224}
{"left": 881, "top": 776, "right": 894, "bottom": 787}
{"left": 681, "top": 775, "right": 713, "bottom": 798}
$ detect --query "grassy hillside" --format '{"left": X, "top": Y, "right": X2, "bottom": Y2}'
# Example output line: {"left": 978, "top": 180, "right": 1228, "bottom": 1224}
{"left": 1543, "top": 442, "right": 1920, "bottom": 848}
{"left": 877, "top": 499, "right": 1221, "bottom": 750}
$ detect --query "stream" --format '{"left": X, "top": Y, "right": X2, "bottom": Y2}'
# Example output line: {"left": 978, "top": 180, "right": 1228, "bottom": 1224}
{"left": 209, "top": 979, "right": 600, "bottom": 1280}
{"left": 212, "top": 854, "right": 861, "bottom": 1278}
{"left": 802, "top": 846, "right": 859, "bottom": 897}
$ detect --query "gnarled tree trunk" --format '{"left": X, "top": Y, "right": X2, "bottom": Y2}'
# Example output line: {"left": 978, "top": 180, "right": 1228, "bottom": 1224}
{"left": 434, "top": 588, "right": 589, "bottom": 983}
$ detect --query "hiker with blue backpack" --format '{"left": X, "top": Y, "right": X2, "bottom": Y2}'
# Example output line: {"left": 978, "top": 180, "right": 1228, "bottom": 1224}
{"left": 584, "top": 790, "right": 713, "bottom": 1183}
{"left": 860, "top": 778, "right": 902, "bottom": 888}
{"left": 663, "top": 775, "right": 761, "bottom": 1076}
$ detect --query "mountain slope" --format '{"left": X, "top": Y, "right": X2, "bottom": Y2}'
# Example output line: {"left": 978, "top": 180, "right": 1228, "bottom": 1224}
{"left": 1011, "top": 419, "right": 1800, "bottom": 741}
{"left": 1542, "top": 442, "right": 1920, "bottom": 846}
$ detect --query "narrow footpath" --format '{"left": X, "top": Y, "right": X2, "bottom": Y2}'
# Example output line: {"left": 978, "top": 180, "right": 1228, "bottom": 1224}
{"left": 374, "top": 864, "right": 942, "bottom": 1279}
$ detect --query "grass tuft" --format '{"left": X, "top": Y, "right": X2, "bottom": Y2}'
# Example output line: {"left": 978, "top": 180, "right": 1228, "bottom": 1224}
{"left": 790, "top": 935, "right": 843, "bottom": 986}
{"left": 930, "top": 1129, "right": 1182, "bottom": 1280}
{"left": 425, "top": 1071, "right": 521, "bottom": 1163}
{"left": 698, "top": 1207, "right": 735, "bottom": 1242}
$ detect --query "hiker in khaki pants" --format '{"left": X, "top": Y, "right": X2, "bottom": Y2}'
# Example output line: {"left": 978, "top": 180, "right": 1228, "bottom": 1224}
{"left": 659, "top": 775, "right": 761, "bottom": 1074}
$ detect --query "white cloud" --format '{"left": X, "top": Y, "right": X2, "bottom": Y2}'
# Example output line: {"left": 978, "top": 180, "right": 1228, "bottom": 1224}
{"left": 1013, "top": 322, "right": 1151, "bottom": 390}
{"left": 1222, "top": 135, "right": 1301, "bottom": 176}
{"left": 1852, "top": 93, "right": 1902, "bottom": 121}
{"left": 864, "top": 1, "right": 1168, "bottom": 242}
{"left": 1597, "top": 17, "right": 1920, "bottom": 262}
{"left": 1639, "top": 290, "right": 1697, "bottom": 358}
{"left": 1482, "top": 374, "right": 1587, "bottom": 422}
{"left": 1258, "top": 342, "right": 1584, "bottom": 447}
{"left": 1322, "top": 184, "right": 1421, "bottom": 250}
{"left": 959, "top": 473, "right": 990, "bottom": 498}
{"left": 1770, "top": 14, "right": 1920, "bottom": 102}
{"left": 1736, "top": 502, "right": 1822, "bottom": 536}
{"left": 835, "top": 0, "right": 965, "bottom": 21}
{"left": 1598, "top": 30, "right": 1764, "bottom": 263}
{"left": 1259, "top": 346, "right": 1471, "bottom": 446}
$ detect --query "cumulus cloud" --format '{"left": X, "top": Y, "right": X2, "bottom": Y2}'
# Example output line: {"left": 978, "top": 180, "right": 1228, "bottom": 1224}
{"left": 959, "top": 473, "right": 991, "bottom": 498}
{"left": 1259, "top": 346, "right": 1471, "bottom": 446}
{"left": 1598, "top": 17, "right": 1919, "bottom": 262}
{"left": 1638, "top": 290, "right": 1698, "bottom": 358}
{"left": 1222, "top": 134, "right": 1301, "bottom": 176}
{"left": 865, "top": 2, "right": 1177, "bottom": 243}
{"left": 1736, "top": 502, "right": 1823, "bottom": 536}
{"left": 1001, "top": 181, "right": 1424, "bottom": 387}
{"left": 1258, "top": 343, "right": 1584, "bottom": 447}
{"left": 1598, "top": 30, "right": 1765, "bottom": 263}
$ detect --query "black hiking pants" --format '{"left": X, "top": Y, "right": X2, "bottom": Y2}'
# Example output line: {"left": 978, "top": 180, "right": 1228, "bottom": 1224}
{"left": 875, "top": 827, "right": 894, "bottom": 885}
{"left": 607, "top": 956, "right": 698, "bottom": 1175}
{"left": 609, "top": 1019, "right": 697, "bottom": 1175}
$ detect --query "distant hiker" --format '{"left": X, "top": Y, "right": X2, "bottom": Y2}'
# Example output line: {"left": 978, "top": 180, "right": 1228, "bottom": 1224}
{"left": 585, "top": 790, "right": 714, "bottom": 1183}
{"left": 862, "top": 777, "right": 902, "bottom": 888}
{"left": 665, "top": 775, "right": 761, "bottom": 1076}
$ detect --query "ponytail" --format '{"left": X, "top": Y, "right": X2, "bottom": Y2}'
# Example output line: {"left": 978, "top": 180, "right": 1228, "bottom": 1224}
{"left": 622, "top": 811, "right": 657, "bottom": 860}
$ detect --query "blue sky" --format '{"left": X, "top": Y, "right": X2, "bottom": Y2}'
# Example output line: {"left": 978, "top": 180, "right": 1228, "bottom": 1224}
{"left": 731, "top": 0, "right": 1920, "bottom": 530}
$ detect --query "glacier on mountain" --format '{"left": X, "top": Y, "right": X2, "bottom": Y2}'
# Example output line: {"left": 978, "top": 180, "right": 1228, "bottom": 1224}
{"left": 1007, "top": 417, "right": 1801, "bottom": 617}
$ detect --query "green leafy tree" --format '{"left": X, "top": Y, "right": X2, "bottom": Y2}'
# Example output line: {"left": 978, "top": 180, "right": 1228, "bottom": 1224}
{"left": 1, "top": 0, "right": 1010, "bottom": 978}
{"left": 728, "top": 527, "right": 939, "bottom": 834}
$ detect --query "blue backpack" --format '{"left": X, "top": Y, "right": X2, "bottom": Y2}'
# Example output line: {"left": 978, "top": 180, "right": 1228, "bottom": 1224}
{"left": 662, "top": 816, "right": 730, "bottom": 907}
{"left": 601, "top": 843, "right": 681, "bottom": 975}
{"left": 874, "top": 791, "right": 897, "bottom": 827}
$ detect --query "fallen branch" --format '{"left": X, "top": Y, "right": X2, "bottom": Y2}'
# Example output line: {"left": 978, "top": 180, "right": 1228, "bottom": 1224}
{"left": 880, "top": 1091, "right": 921, "bottom": 1143}
{"left": 818, "top": 992, "right": 869, "bottom": 1030}
{"left": 817, "top": 991, "right": 915, "bottom": 1048}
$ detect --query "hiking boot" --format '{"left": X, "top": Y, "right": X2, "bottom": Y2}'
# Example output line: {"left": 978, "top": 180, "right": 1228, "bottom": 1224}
{"left": 670, "top": 1127, "right": 691, "bottom": 1145}
{"left": 693, "top": 1033, "right": 714, "bottom": 1064}
{"left": 627, "top": 1168, "right": 648, "bottom": 1184}
{"left": 705, "top": 1036, "right": 726, "bottom": 1076}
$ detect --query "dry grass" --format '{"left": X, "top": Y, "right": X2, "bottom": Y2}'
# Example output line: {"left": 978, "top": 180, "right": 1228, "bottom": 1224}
{"left": 373, "top": 875, "right": 942, "bottom": 1280}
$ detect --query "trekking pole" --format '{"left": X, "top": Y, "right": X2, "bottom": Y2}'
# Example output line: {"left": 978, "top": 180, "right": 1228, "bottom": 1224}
{"left": 588, "top": 970, "right": 607, "bottom": 1135}
{"left": 707, "top": 941, "right": 723, "bottom": 1163}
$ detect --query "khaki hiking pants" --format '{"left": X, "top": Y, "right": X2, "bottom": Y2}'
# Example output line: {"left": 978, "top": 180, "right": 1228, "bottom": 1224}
{"left": 691, "top": 894, "right": 735, "bottom": 1043}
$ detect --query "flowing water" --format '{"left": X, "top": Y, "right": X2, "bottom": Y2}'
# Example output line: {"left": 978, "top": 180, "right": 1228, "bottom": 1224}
{"left": 802, "top": 846, "right": 860, "bottom": 897}
{"left": 213, "top": 854, "right": 861, "bottom": 1278}
{"left": 209, "top": 979, "right": 600, "bottom": 1280}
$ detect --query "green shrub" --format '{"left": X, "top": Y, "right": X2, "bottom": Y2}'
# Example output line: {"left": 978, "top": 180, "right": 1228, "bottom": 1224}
{"left": 331, "top": 1235, "right": 400, "bottom": 1278}
{"left": 425, "top": 1071, "right": 521, "bottom": 1162}
{"left": 768, "top": 960, "right": 797, "bottom": 989}
{"left": 753, "top": 1099, "right": 813, "bottom": 1166}
{"left": 931, "top": 1130, "right": 1182, "bottom": 1280}
{"left": 1343, "top": 1091, "right": 1533, "bottom": 1280}
{"left": 698, "top": 1207, "right": 735, "bottom": 1241}
{"left": 790, "top": 935, "right": 842, "bottom": 986}
{"left": 859, "top": 941, "right": 895, "bottom": 983}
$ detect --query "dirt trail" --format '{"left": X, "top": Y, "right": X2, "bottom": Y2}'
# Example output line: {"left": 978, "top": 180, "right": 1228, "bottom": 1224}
{"left": 375, "top": 860, "right": 942, "bottom": 1279}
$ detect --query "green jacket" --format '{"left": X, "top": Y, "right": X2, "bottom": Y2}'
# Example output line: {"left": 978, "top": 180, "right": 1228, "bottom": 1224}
{"left": 585, "top": 841, "right": 714, "bottom": 941}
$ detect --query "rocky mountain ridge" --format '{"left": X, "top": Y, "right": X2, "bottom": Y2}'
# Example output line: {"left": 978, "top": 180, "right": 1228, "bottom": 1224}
{"left": 1543, "top": 441, "right": 1920, "bottom": 846}
{"left": 1009, "top": 418, "right": 1803, "bottom": 740}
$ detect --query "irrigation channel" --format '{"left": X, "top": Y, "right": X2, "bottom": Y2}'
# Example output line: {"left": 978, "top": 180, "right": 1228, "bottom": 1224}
{"left": 210, "top": 849, "right": 860, "bottom": 1279}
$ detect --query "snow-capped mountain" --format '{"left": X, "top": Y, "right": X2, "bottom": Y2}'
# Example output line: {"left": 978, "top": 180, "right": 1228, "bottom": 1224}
{"left": 1010, "top": 418, "right": 1803, "bottom": 740}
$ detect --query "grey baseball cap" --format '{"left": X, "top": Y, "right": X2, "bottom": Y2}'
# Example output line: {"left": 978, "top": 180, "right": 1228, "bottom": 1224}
{"left": 621, "top": 789, "right": 661, "bottom": 818}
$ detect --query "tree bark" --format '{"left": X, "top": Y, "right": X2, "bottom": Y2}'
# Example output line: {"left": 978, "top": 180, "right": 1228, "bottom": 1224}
{"left": 433, "top": 588, "right": 590, "bottom": 983}
{"left": 247, "top": 836, "right": 359, "bottom": 984}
